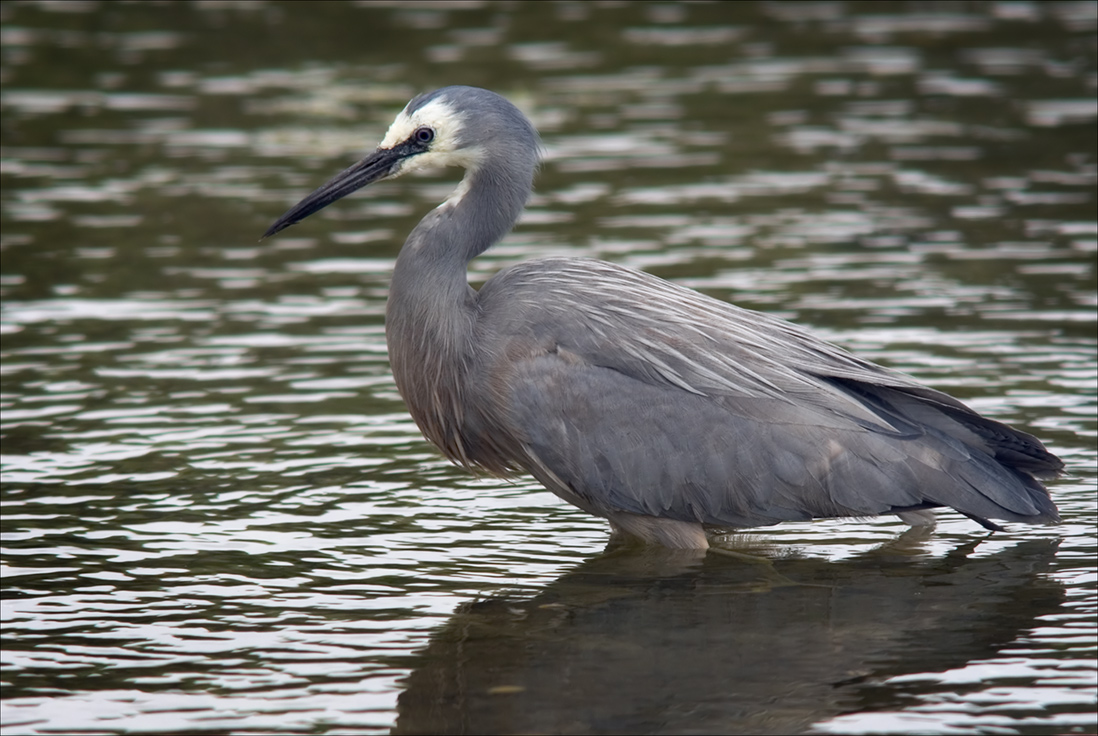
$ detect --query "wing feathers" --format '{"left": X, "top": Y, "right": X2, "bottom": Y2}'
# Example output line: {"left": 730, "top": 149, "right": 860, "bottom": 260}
{"left": 476, "top": 258, "right": 1060, "bottom": 531}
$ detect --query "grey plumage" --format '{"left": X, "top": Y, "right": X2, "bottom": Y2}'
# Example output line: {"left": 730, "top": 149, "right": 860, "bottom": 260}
{"left": 264, "top": 85, "right": 1061, "bottom": 549}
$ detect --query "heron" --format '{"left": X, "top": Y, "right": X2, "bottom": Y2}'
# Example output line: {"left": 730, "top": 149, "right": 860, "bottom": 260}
{"left": 263, "top": 86, "right": 1061, "bottom": 549}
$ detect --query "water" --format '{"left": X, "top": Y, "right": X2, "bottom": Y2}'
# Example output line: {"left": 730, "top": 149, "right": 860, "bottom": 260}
{"left": 1, "top": 1, "right": 1095, "bottom": 733}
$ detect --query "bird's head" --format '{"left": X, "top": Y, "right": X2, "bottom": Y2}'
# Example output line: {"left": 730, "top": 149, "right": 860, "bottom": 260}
{"left": 262, "top": 86, "right": 538, "bottom": 239}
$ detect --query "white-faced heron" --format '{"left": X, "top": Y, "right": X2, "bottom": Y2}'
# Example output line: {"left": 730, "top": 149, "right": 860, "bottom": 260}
{"left": 263, "top": 86, "right": 1061, "bottom": 549}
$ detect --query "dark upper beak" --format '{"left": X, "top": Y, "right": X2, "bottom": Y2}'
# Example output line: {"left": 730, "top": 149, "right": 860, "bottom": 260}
{"left": 261, "top": 146, "right": 407, "bottom": 239}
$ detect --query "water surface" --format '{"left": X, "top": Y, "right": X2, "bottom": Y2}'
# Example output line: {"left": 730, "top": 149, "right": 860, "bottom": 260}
{"left": 1, "top": 2, "right": 1095, "bottom": 734}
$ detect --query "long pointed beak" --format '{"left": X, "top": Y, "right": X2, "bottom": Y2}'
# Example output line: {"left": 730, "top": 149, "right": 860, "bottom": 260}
{"left": 261, "top": 147, "right": 406, "bottom": 239}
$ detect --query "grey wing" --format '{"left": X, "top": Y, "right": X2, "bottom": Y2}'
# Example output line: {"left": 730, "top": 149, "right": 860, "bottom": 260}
{"left": 479, "top": 258, "right": 1060, "bottom": 528}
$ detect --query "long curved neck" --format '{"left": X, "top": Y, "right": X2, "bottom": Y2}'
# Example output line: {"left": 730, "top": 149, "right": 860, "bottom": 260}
{"left": 396, "top": 159, "right": 531, "bottom": 277}
{"left": 384, "top": 161, "right": 531, "bottom": 468}
{"left": 388, "top": 159, "right": 532, "bottom": 335}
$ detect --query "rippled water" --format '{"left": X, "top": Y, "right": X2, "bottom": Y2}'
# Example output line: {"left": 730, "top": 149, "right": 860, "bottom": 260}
{"left": 2, "top": 2, "right": 1095, "bottom": 734}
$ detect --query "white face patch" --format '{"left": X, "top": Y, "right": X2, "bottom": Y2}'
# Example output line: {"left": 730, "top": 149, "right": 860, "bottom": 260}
{"left": 377, "top": 95, "right": 485, "bottom": 177}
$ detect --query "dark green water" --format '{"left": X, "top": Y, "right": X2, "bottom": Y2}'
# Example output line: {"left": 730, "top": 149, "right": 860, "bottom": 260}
{"left": 2, "top": 2, "right": 1095, "bottom": 733}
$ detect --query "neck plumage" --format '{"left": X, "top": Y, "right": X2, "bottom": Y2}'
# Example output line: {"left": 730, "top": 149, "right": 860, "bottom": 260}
{"left": 384, "top": 161, "right": 531, "bottom": 469}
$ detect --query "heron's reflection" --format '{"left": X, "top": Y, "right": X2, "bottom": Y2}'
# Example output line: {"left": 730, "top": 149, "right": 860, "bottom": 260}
{"left": 394, "top": 535, "right": 1062, "bottom": 735}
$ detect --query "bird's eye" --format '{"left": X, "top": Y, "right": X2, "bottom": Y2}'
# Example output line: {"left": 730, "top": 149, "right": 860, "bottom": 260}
{"left": 414, "top": 127, "right": 435, "bottom": 144}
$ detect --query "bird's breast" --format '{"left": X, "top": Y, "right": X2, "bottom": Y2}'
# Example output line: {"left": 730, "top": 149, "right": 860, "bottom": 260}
{"left": 385, "top": 295, "right": 522, "bottom": 476}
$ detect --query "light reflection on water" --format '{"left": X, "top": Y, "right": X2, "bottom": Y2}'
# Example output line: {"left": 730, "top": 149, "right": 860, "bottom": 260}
{"left": 1, "top": 1, "right": 1095, "bottom": 734}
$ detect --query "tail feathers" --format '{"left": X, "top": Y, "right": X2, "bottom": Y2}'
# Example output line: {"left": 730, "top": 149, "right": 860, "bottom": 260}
{"left": 935, "top": 402, "right": 1064, "bottom": 477}
{"left": 827, "top": 378, "right": 1062, "bottom": 527}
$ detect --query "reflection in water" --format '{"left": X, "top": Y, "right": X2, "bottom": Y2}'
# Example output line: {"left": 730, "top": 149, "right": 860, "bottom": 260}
{"left": 395, "top": 538, "right": 1063, "bottom": 735}
{"left": 1, "top": 0, "right": 1095, "bottom": 733}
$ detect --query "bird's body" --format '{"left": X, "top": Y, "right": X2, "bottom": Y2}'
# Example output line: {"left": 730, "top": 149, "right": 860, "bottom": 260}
{"left": 265, "top": 86, "right": 1060, "bottom": 549}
